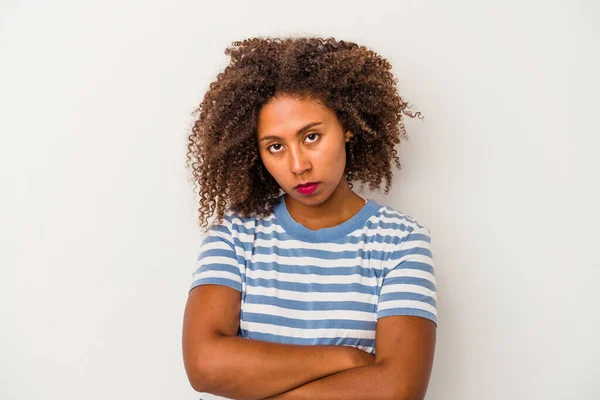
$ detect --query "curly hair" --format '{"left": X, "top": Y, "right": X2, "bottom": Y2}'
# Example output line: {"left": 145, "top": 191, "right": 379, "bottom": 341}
{"left": 186, "top": 36, "right": 423, "bottom": 229}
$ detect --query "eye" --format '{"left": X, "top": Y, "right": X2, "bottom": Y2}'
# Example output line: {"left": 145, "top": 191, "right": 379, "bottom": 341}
{"left": 268, "top": 143, "right": 284, "bottom": 154}
{"left": 305, "top": 133, "right": 320, "bottom": 143}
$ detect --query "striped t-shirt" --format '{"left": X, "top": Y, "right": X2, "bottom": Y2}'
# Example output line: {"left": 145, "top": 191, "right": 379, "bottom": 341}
{"left": 189, "top": 194, "right": 437, "bottom": 399}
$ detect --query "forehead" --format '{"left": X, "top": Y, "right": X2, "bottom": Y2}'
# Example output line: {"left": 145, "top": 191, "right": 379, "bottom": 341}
{"left": 257, "top": 95, "right": 334, "bottom": 137}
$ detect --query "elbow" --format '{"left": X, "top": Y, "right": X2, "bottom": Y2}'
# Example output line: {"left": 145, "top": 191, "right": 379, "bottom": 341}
{"left": 184, "top": 351, "right": 221, "bottom": 393}
{"left": 183, "top": 332, "right": 227, "bottom": 393}
{"left": 398, "top": 395, "right": 425, "bottom": 400}
{"left": 391, "top": 386, "right": 426, "bottom": 400}
{"left": 188, "top": 372, "right": 209, "bottom": 393}
{"left": 185, "top": 361, "right": 212, "bottom": 393}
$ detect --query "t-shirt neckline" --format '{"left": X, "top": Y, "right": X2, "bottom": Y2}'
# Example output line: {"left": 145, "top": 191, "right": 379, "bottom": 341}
{"left": 273, "top": 194, "right": 381, "bottom": 242}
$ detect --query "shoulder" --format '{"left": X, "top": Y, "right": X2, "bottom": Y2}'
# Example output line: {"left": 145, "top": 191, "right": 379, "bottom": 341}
{"left": 206, "top": 208, "right": 278, "bottom": 239}
{"left": 367, "top": 202, "right": 431, "bottom": 243}
{"left": 369, "top": 204, "right": 435, "bottom": 278}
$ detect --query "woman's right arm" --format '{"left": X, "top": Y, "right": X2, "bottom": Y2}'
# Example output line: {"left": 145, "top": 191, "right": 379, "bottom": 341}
{"left": 182, "top": 284, "right": 374, "bottom": 400}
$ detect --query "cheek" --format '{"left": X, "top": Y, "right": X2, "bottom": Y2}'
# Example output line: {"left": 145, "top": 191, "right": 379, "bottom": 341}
{"left": 319, "top": 141, "right": 347, "bottom": 168}
{"left": 260, "top": 153, "right": 284, "bottom": 181}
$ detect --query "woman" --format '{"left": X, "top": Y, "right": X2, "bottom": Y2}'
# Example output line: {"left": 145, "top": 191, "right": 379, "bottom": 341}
{"left": 182, "top": 37, "right": 437, "bottom": 400}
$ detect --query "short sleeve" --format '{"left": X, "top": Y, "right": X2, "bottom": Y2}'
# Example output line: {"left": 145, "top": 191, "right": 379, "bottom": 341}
{"left": 189, "top": 222, "right": 243, "bottom": 293}
{"left": 376, "top": 226, "right": 438, "bottom": 326}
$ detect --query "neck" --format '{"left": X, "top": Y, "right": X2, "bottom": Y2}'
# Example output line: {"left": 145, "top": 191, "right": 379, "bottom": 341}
{"left": 284, "top": 177, "right": 365, "bottom": 231}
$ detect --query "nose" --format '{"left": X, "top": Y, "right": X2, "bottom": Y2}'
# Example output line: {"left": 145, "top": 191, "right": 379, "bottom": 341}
{"left": 289, "top": 146, "right": 311, "bottom": 176}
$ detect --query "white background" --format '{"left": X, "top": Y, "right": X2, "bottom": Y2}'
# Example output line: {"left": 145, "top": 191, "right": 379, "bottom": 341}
{"left": 2, "top": 0, "right": 599, "bottom": 399}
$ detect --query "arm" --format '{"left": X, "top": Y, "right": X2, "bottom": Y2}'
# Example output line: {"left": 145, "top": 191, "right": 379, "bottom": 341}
{"left": 263, "top": 226, "right": 438, "bottom": 400}
{"left": 182, "top": 284, "right": 376, "bottom": 400}
{"left": 262, "top": 315, "right": 436, "bottom": 400}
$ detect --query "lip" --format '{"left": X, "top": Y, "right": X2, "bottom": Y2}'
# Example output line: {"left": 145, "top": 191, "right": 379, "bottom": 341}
{"left": 295, "top": 182, "right": 319, "bottom": 189}
{"left": 295, "top": 182, "right": 319, "bottom": 195}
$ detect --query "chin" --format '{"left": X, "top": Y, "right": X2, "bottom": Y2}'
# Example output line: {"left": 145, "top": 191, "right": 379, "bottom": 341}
{"left": 295, "top": 191, "right": 333, "bottom": 205}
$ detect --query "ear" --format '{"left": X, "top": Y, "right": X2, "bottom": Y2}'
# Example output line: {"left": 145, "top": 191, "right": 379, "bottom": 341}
{"left": 345, "top": 130, "right": 355, "bottom": 142}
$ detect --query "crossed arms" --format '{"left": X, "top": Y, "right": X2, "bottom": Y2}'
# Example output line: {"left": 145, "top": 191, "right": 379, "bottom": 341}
{"left": 182, "top": 285, "right": 436, "bottom": 400}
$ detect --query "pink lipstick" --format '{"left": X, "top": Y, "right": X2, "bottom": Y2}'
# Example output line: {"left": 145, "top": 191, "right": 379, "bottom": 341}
{"left": 295, "top": 182, "right": 319, "bottom": 195}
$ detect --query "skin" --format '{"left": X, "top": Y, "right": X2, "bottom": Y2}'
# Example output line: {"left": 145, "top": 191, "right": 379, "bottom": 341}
{"left": 182, "top": 92, "right": 436, "bottom": 400}
{"left": 252, "top": 93, "right": 436, "bottom": 400}
{"left": 262, "top": 315, "right": 436, "bottom": 400}
{"left": 256, "top": 93, "right": 367, "bottom": 230}
{"left": 187, "top": 37, "right": 424, "bottom": 230}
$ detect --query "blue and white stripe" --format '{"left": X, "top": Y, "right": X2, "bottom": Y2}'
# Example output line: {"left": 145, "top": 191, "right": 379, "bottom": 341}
{"left": 190, "top": 195, "right": 437, "bottom": 357}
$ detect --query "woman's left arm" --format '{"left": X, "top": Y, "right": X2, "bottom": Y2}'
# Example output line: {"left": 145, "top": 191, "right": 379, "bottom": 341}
{"left": 263, "top": 315, "right": 436, "bottom": 400}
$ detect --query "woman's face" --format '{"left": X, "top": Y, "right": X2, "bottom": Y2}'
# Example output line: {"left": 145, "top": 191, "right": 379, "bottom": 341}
{"left": 257, "top": 93, "right": 353, "bottom": 206}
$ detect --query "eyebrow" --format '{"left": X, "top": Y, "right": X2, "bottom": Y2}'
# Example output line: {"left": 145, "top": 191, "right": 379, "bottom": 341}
{"left": 258, "top": 121, "right": 323, "bottom": 142}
